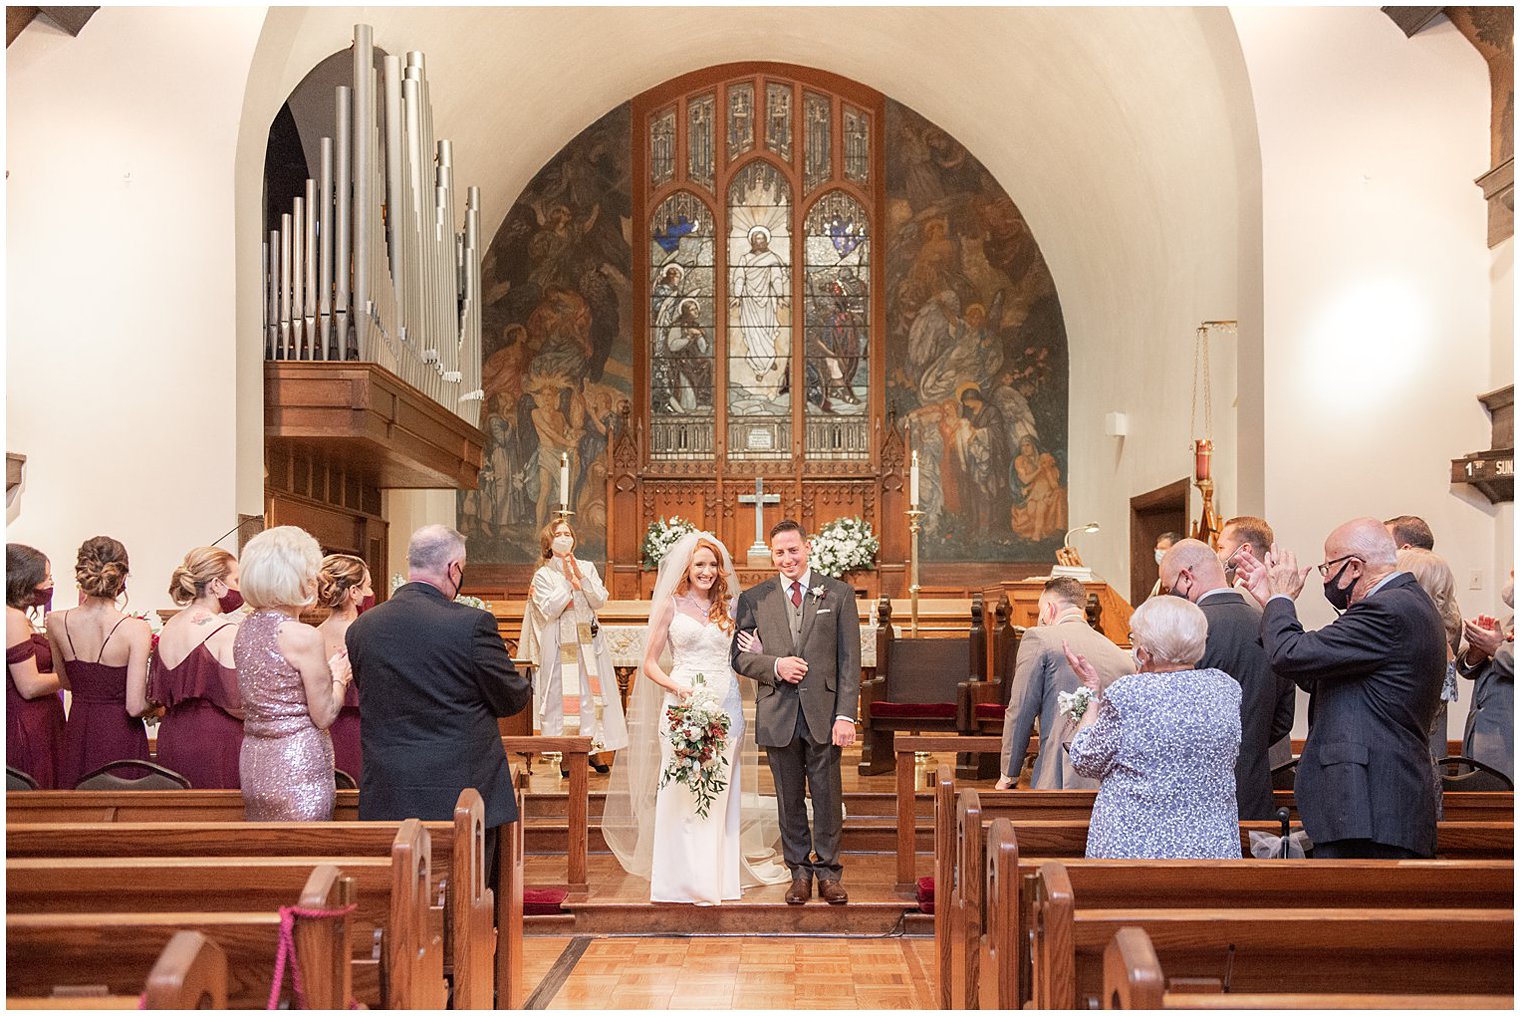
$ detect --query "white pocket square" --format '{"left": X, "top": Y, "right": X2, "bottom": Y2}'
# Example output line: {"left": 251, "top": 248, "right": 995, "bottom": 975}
{"left": 816, "top": 608, "right": 832, "bottom": 614}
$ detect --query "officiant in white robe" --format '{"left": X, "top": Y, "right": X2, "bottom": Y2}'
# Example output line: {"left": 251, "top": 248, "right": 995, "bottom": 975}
{"left": 521, "top": 521, "right": 629, "bottom": 765}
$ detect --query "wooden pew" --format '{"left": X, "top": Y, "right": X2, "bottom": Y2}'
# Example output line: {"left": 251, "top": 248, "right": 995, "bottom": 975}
{"left": 1032, "top": 861, "right": 1513, "bottom": 1008}
{"left": 907, "top": 770, "right": 1513, "bottom": 894}
{"left": 942, "top": 780, "right": 1514, "bottom": 1009}
{"left": 8, "top": 929, "right": 227, "bottom": 1009}
{"left": 6, "top": 803, "right": 521, "bottom": 1009}
{"left": 1102, "top": 925, "right": 1514, "bottom": 1010}
{"left": 6, "top": 865, "right": 354, "bottom": 1008}
{"left": 5, "top": 822, "right": 442, "bottom": 1008}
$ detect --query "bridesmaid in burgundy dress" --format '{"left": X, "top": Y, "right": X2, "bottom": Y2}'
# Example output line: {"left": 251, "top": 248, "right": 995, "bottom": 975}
{"left": 48, "top": 536, "right": 152, "bottom": 789}
{"left": 6, "top": 544, "right": 65, "bottom": 787}
{"left": 315, "top": 554, "right": 372, "bottom": 784}
{"left": 234, "top": 526, "right": 352, "bottom": 820}
{"left": 149, "top": 547, "right": 245, "bottom": 788}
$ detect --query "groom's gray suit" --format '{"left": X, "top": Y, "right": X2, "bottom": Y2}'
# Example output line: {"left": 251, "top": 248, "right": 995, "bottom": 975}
{"left": 731, "top": 572, "right": 861, "bottom": 881}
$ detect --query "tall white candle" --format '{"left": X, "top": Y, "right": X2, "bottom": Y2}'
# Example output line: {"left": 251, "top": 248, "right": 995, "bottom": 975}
{"left": 910, "top": 450, "right": 920, "bottom": 507}
{"left": 559, "top": 452, "right": 570, "bottom": 506}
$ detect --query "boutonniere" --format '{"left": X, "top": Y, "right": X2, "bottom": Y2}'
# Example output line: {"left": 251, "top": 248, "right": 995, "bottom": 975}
{"left": 811, "top": 587, "right": 826, "bottom": 603}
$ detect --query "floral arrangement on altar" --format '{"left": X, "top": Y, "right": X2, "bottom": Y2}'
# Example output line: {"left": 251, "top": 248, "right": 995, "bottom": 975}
{"left": 641, "top": 515, "right": 698, "bottom": 570}
{"left": 808, "top": 516, "right": 879, "bottom": 578}
{"left": 390, "top": 573, "right": 491, "bottom": 611}
{"left": 660, "top": 674, "right": 731, "bottom": 819}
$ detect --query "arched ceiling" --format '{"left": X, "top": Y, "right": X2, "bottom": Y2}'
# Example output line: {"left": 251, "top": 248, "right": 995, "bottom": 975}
{"left": 234, "top": 7, "right": 1264, "bottom": 577}
{"left": 240, "top": 7, "right": 1258, "bottom": 324}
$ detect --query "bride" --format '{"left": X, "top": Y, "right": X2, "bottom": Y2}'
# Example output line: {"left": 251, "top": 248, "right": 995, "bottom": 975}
{"left": 602, "top": 531, "right": 790, "bottom": 904}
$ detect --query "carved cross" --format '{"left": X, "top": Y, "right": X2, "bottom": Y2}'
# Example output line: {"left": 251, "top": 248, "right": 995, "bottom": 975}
{"left": 737, "top": 476, "right": 781, "bottom": 554}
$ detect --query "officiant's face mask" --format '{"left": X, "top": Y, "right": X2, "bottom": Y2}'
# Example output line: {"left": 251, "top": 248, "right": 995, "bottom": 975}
{"left": 1322, "top": 558, "right": 1360, "bottom": 614}
{"left": 552, "top": 535, "right": 575, "bottom": 556}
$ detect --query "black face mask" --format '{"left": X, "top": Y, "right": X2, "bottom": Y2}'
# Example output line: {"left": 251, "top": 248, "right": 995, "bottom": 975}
{"left": 1166, "top": 572, "right": 1191, "bottom": 600}
{"left": 1323, "top": 560, "right": 1358, "bottom": 614}
{"left": 449, "top": 563, "right": 466, "bottom": 601}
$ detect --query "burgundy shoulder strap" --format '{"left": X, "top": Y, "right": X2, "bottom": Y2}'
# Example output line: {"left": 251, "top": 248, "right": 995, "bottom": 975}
{"left": 62, "top": 610, "right": 78, "bottom": 659}
{"left": 97, "top": 616, "right": 132, "bottom": 662}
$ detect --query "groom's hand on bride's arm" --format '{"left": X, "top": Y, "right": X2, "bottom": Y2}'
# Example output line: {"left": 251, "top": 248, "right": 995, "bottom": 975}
{"left": 831, "top": 717, "right": 856, "bottom": 748}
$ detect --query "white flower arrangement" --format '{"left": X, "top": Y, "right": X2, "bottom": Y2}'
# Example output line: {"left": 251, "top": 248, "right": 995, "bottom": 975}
{"left": 641, "top": 515, "right": 698, "bottom": 570}
{"left": 808, "top": 516, "right": 879, "bottom": 579}
{"left": 1057, "top": 687, "right": 1096, "bottom": 722}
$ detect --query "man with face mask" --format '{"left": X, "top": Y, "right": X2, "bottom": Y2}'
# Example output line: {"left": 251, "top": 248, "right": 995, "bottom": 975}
{"left": 347, "top": 524, "right": 532, "bottom": 892}
{"left": 994, "top": 576, "right": 1132, "bottom": 790}
{"left": 1236, "top": 517, "right": 1446, "bottom": 858}
{"left": 1457, "top": 572, "right": 1513, "bottom": 779}
{"left": 1160, "top": 539, "right": 1295, "bottom": 818}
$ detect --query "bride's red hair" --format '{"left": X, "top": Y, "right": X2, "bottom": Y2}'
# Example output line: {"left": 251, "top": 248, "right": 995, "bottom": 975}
{"left": 674, "top": 538, "right": 734, "bottom": 632}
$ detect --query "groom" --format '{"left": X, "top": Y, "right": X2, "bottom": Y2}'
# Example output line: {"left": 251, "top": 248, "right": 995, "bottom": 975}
{"left": 732, "top": 519, "right": 861, "bottom": 905}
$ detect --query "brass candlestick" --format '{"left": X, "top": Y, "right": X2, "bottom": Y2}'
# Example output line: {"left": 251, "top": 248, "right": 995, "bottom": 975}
{"left": 906, "top": 507, "right": 925, "bottom": 636}
{"left": 553, "top": 505, "right": 576, "bottom": 523}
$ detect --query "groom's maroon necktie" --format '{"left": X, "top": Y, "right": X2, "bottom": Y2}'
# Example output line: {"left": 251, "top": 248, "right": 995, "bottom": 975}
{"left": 790, "top": 582, "right": 803, "bottom": 608}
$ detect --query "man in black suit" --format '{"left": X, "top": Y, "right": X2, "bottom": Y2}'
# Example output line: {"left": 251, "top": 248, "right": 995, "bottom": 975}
{"left": 1237, "top": 517, "right": 1445, "bottom": 858}
{"left": 1161, "top": 539, "right": 1295, "bottom": 819}
{"left": 347, "top": 524, "right": 532, "bottom": 887}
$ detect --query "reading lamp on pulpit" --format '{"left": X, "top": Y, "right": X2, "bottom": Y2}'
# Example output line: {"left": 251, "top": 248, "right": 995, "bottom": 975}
{"left": 1051, "top": 522, "right": 1100, "bottom": 582}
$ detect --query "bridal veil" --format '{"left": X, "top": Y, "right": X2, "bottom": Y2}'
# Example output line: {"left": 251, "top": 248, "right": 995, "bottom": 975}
{"left": 601, "top": 530, "right": 790, "bottom": 886}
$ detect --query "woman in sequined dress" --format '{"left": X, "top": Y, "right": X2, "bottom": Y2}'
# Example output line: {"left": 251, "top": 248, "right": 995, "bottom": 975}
{"left": 1066, "top": 595, "right": 1242, "bottom": 859}
{"left": 234, "top": 527, "right": 352, "bottom": 820}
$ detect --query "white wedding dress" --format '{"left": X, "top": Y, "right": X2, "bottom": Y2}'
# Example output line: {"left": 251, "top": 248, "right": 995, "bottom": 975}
{"left": 650, "top": 607, "right": 747, "bottom": 904}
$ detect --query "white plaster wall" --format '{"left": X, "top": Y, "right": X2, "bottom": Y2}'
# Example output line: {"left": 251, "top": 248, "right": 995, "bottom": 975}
{"left": 6, "top": 6, "right": 266, "bottom": 613}
{"left": 1234, "top": 6, "right": 1509, "bottom": 740}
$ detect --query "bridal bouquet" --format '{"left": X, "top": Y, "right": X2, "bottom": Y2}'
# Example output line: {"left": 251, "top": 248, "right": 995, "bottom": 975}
{"left": 660, "top": 674, "right": 731, "bottom": 819}
{"left": 1057, "top": 687, "right": 1095, "bottom": 722}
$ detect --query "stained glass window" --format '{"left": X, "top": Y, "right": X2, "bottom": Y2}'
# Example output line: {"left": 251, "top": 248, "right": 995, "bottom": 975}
{"left": 650, "top": 106, "right": 676, "bottom": 189}
{"left": 802, "top": 191, "right": 869, "bottom": 459}
{"left": 727, "top": 161, "right": 792, "bottom": 459}
{"left": 642, "top": 72, "right": 878, "bottom": 465}
{"left": 765, "top": 82, "right": 793, "bottom": 163}
{"left": 803, "top": 91, "right": 832, "bottom": 194}
{"left": 649, "top": 192, "right": 716, "bottom": 459}
{"left": 687, "top": 92, "right": 715, "bottom": 192}
{"left": 727, "top": 82, "right": 755, "bottom": 163}
{"left": 843, "top": 105, "right": 869, "bottom": 185}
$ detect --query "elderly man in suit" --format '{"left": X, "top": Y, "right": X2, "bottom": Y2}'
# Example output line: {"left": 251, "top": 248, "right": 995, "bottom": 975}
{"left": 1237, "top": 517, "right": 1445, "bottom": 858}
{"left": 995, "top": 576, "right": 1132, "bottom": 790}
{"left": 347, "top": 524, "right": 532, "bottom": 888}
{"left": 1161, "top": 539, "right": 1296, "bottom": 818}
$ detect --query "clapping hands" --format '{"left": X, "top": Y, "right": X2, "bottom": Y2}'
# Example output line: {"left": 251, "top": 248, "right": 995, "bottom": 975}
{"left": 1463, "top": 615, "right": 1507, "bottom": 661}
{"left": 1236, "top": 543, "right": 1310, "bottom": 607}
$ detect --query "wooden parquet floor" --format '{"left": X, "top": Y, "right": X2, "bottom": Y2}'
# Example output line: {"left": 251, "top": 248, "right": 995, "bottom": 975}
{"left": 522, "top": 934, "right": 937, "bottom": 1010}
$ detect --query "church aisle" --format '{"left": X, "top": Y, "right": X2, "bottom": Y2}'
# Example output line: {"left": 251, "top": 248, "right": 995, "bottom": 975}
{"left": 523, "top": 935, "right": 936, "bottom": 1009}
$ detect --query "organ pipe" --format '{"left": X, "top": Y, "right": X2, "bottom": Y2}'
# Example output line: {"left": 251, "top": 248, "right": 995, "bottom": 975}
{"left": 261, "top": 23, "right": 484, "bottom": 424}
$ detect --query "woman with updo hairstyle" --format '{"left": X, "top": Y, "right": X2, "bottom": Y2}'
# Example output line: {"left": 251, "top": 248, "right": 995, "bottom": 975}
{"left": 315, "top": 554, "right": 373, "bottom": 782}
{"left": 47, "top": 536, "right": 153, "bottom": 788}
{"left": 148, "top": 547, "right": 245, "bottom": 788}
{"left": 6, "top": 543, "right": 65, "bottom": 787}
{"left": 522, "top": 519, "right": 628, "bottom": 777}
{"left": 234, "top": 526, "right": 351, "bottom": 820}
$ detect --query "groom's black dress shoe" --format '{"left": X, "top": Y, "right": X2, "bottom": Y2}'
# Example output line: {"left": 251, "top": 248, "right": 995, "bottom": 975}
{"left": 818, "top": 879, "right": 848, "bottom": 905}
{"left": 784, "top": 874, "right": 812, "bottom": 905}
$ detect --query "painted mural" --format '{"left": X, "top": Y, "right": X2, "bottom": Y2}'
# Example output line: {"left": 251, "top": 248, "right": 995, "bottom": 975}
{"left": 885, "top": 99, "right": 1069, "bottom": 562}
{"left": 459, "top": 104, "right": 633, "bottom": 563}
